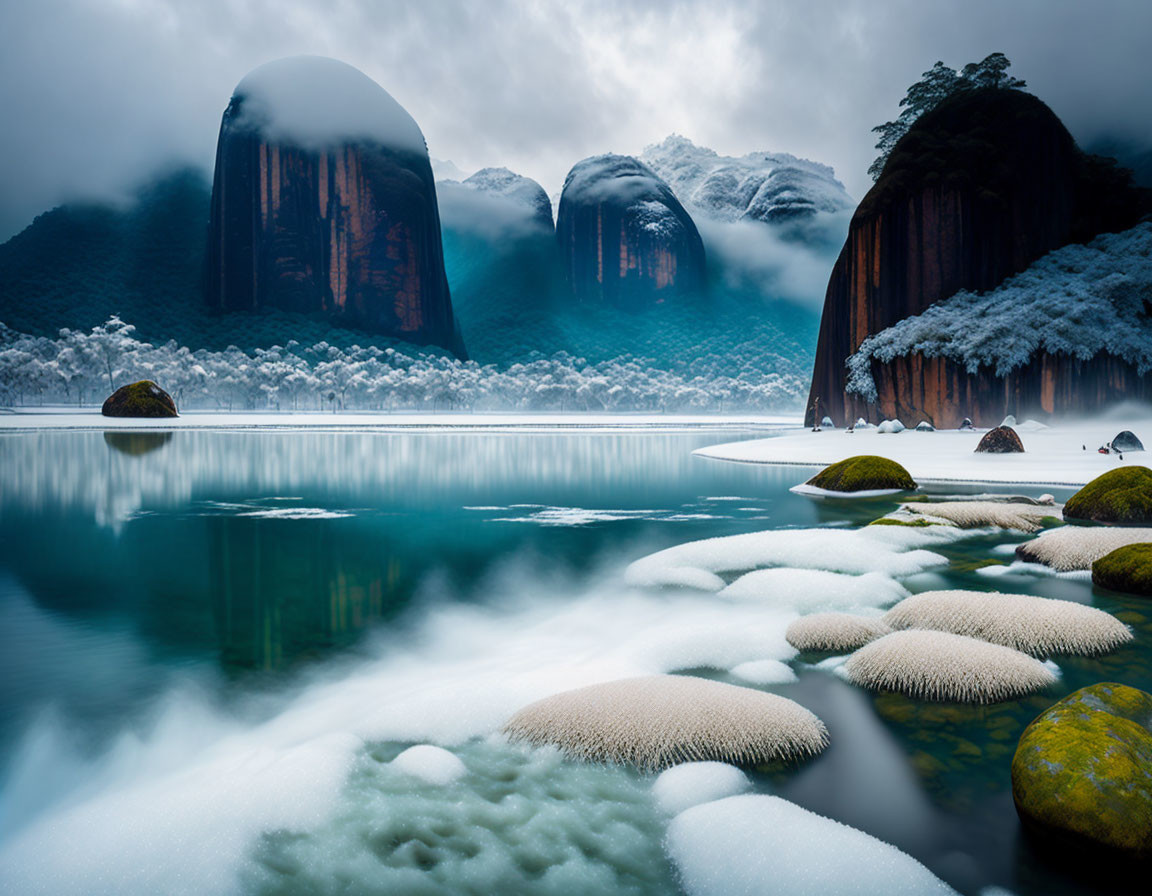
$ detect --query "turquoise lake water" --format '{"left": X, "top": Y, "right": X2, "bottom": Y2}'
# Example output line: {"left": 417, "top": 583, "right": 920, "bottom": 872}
{"left": 0, "top": 428, "right": 1148, "bottom": 895}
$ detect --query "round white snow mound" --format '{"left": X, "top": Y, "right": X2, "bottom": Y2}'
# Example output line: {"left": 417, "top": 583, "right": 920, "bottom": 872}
{"left": 666, "top": 794, "right": 959, "bottom": 896}
{"left": 728, "top": 659, "right": 797, "bottom": 685}
{"left": 233, "top": 55, "right": 427, "bottom": 153}
{"left": 844, "top": 630, "right": 1057, "bottom": 703}
{"left": 652, "top": 762, "right": 751, "bottom": 816}
{"left": 390, "top": 744, "right": 467, "bottom": 785}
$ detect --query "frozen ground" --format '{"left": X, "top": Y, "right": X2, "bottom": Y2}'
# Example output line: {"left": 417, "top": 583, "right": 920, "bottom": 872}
{"left": 0, "top": 409, "right": 799, "bottom": 433}
{"left": 696, "top": 417, "right": 1152, "bottom": 487}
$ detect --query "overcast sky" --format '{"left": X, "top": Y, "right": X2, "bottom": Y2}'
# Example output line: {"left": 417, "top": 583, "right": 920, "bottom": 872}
{"left": 2, "top": 0, "right": 1151, "bottom": 240}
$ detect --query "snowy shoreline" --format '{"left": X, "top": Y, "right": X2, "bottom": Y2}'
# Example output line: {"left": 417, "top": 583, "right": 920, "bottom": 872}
{"left": 0, "top": 408, "right": 802, "bottom": 434}
{"left": 695, "top": 419, "right": 1152, "bottom": 488}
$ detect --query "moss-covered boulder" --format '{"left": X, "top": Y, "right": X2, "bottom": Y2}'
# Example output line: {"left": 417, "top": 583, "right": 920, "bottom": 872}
{"left": 1012, "top": 683, "right": 1152, "bottom": 860}
{"left": 1092, "top": 543, "right": 1152, "bottom": 596}
{"left": 975, "top": 426, "right": 1024, "bottom": 453}
{"left": 806, "top": 455, "right": 916, "bottom": 492}
{"left": 1063, "top": 466, "right": 1152, "bottom": 524}
{"left": 101, "top": 380, "right": 179, "bottom": 418}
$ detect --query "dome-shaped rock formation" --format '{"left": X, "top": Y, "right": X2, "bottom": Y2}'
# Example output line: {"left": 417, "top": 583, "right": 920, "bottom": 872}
{"left": 807, "top": 88, "right": 1148, "bottom": 428}
{"left": 976, "top": 426, "right": 1024, "bottom": 453}
{"left": 556, "top": 154, "right": 705, "bottom": 310}
{"left": 205, "top": 56, "right": 465, "bottom": 356}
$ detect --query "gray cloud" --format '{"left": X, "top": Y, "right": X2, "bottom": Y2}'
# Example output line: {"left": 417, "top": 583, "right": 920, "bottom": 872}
{"left": 1, "top": 0, "right": 1150, "bottom": 240}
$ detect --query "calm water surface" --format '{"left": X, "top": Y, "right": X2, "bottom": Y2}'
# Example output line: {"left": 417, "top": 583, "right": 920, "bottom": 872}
{"left": 0, "top": 428, "right": 1148, "bottom": 895}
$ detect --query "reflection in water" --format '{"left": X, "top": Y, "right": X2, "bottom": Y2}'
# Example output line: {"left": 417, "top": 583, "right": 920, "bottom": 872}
{"left": 102, "top": 431, "right": 174, "bottom": 457}
{"left": 209, "top": 518, "right": 404, "bottom": 670}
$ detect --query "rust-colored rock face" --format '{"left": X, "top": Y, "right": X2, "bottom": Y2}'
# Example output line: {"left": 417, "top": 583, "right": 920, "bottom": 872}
{"left": 556, "top": 155, "right": 705, "bottom": 311}
{"left": 807, "top": 88, "right": 1147, "bottom": 426}
{"left": 205, "top": 57, "right": 464, "bottom": 356}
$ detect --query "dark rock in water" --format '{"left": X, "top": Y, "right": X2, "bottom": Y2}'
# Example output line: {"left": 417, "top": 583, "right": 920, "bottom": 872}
{"left": 975, "top": 426, "right": 1024, "bottom": 453}
{"left": 1112, "top": 430, "right": 1145, "bottom": 452}
{"left": 103, "top": 431, "right": 174, "bottom": 456}
{"left": 205, "top": 56, "right": 465, "bottom": 357}
{"left": 1092, "top": 543, "right": 1152, "bottom": 596}
{"left": 959, "top": 418, "right": 974, "bottom": 431}
{"left": 1012, "top": 683, "right": 1152, "bottom": 860}
{"left": 557, "top": 154, "right": 706, "bottom": 310}
{"left": 1064, "top": 466, "right": 1152, "bottom": 524}
{"left": 102, "top": 380, "right": 179, "bottom": 418}
{"left": 806, "top": 88, "right": 1149, "bottom": 428}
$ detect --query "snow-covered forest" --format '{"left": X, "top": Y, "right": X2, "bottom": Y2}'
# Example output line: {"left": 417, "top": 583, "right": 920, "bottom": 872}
{"left": 846, "top": 222, "right": 1152, "bottom": 402}
{"left": 0, "top": 316, "right": 807, "bottom": 412}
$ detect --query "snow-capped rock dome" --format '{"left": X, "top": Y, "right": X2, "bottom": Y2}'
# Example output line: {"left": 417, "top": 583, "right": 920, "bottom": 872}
{"left": 231, "top": 56, "right": 427, "bottom": 153}
{"left": 461, "top": 168, "right": 553, "bottom": 228}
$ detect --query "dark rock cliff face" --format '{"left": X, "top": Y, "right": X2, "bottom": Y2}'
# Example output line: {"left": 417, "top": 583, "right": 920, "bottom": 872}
{"left": 807, "top": 88, "right": 1148, "bottom": 426}
{"left": 205, "top": 57, "right": 465, "bottom": 357}
{"left": 556, "top": 155, "right": 706, "bottom": 311}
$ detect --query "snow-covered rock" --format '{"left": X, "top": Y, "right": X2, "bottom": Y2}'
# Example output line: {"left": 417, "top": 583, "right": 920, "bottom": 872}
{"left": 641, "top": 135, "right": 853, "bottom": 225}
{"left": 666, "top": 794, "right": 959, "bottom": 896}
{"left": 652, "top": 762, "right": 751, "bottom": 816}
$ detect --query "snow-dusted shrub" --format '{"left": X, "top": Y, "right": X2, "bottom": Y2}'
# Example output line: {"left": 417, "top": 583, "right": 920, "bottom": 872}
{"left": 786, "top": 613, "right": 891, "bottom": 652}
{"left": 1015, "top": 526, "right": 1152, "bottom": 571}
{"left": 844, "top": 630, "right": 1057, "bottom": 703}
{"left": 846, "top": 223, "right": 1152, "bottom": 402}
{"left": 502, "top": 675, "right": 828, "bottom": 770}
{"left": 898, "top": 500, "right": 1061, "bottom": 532}
{"left": 883, "top": 590, "right": 1131, "bottom": 656}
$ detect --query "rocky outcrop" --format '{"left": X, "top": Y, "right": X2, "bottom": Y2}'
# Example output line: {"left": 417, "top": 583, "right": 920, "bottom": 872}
{"left": 102, "top": 380, "right": 178, "bottom": 417}
{"left": 205, "top": 56, "right": 465, "bottom": 356}
{"left": 807, "top": 88, "right": 1148, "bottom": 427}
{"left": 456, "top": 168, "right": 553, "bottom": 230}
{"left": 556, "top": 154, "right": 706, "bottom": 310}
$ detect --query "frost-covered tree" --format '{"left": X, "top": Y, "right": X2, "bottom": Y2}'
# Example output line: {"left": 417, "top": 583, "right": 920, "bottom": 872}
{"left": 868, "top": 53, "right": 1026, "bottom": 181}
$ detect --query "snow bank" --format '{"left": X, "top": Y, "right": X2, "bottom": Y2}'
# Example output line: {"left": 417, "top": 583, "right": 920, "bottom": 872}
{"left": 696, "top": 418, "right": 1152, "bottom": 487}
{"left": 390, "top": 745, "right": 467, "bottom": 785}
{"left": 666, "top": 794, "right": 958, "bottom": 896}
{"left": 846, "top": 223, "right": 1152, "bottom": 402}
{"left": 728, "top": 659, "right": 797, "bottom": 685}
{"left": 626, "top": 527, "right": 956, "bottom": 589}
{"left": 652, "top": 762, "right": 751, "bottom": 815}
{"left": 232, "top": 56, "right": 427, "bottom": 153}
{"left": 719, "top": 569, "right": 909, "bottom": 612}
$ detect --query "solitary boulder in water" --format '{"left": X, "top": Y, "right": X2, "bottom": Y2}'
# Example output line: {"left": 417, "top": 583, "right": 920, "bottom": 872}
{"left": 975, "top": 426, "right": 1024, "bottom": 453}
{"left": 556, "top": 154, "right": 705, "bottom": 310}
{"left": 206, "top": 56, "right": 465, "bottom": 356}
{"left": 1063, "top": 466, "right": 1152, "bottom": 524}
{"left": 1012, "top": 683, "right": 1152, "bottom": 860}
{"left": 102, "top": 380, "right": 178, "bottom": 418}
{"left": 806, "top": 455, "right": 916, "bottom": 493}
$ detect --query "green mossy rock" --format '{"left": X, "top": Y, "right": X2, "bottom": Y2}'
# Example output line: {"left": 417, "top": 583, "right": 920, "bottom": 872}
{"left": 1063, "top": 466, "right": 1152, "bottom": 524}
{"left": 1093, "top": 543, "right": 1152, "bottom": 596}
{"left": 807, "top": 455, "right": 916, "bottom": 493}
{"left": 1011, "top": 683, "right": 1152, "bottom": 859}
{"left": 101, "top": 380, "right": 179, "bottom": 418}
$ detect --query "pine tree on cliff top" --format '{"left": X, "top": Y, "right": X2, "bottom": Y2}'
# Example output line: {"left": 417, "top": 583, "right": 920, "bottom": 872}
{"left": 868, "top": 52, "right": 1026, "bottom": 181}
